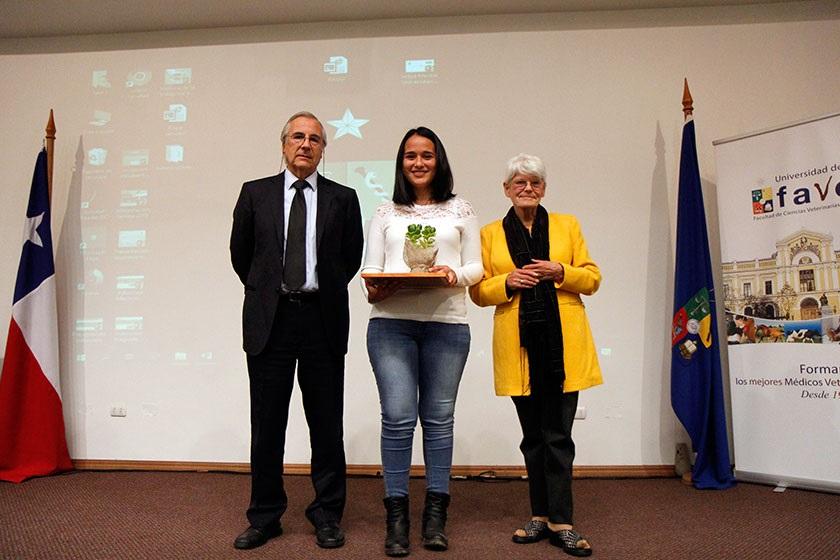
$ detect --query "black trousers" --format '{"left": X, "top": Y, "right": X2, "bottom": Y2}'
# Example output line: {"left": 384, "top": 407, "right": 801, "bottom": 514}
{"left": 245, "top": 295, "right": 346, "bottom": 529}
{"left": 512, "top": 388, "right": 579, "bottom": 525}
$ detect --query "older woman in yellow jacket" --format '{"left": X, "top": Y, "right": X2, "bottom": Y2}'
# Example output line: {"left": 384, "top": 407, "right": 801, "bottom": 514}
{"left": 469, "top": 153, "right": 601, "bottom": 557}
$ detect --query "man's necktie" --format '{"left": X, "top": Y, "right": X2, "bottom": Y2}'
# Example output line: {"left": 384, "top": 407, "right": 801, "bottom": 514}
{"left": 284, "top": 180, "right": 307, "bottom": 291}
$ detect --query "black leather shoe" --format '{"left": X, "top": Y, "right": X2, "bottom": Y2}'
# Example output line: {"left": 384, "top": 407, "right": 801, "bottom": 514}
{"left": 315, "top": 522, "right": 346, "bottom": 549}
{"left": 233, "top": 523, "right": 282, "bottom": 550}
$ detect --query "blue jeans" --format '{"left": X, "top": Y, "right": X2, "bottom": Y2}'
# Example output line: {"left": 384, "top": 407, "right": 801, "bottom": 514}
{"left": 367, "top": 318, "right": 470, "bottom": 497}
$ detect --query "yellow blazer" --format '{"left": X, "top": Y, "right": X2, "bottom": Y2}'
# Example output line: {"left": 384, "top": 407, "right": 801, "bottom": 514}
{"left": 469, "top": 213, "right": 603, "bottom": 396}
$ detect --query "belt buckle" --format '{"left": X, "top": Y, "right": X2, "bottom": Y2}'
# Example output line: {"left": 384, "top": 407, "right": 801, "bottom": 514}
{"left": 287, "top": 291, "right": 312, "bottom": 305}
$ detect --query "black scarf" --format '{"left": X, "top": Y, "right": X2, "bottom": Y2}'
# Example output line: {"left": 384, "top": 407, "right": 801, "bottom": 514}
{"left": 502, "top": 205, "right": 565, "bottom": 391}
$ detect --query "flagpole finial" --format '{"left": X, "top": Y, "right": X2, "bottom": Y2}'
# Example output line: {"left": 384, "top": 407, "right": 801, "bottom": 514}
{"left": 45, "top": 109, "right": 56, "bottom": 139}
{"left": 682, "top": 79, "right": 694, "bottom": 119}
{"left": 45, "top": 109, "right": 56, "bottom": 204}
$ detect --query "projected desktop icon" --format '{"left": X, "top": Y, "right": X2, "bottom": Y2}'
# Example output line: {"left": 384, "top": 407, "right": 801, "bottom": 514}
{"left": 76, "top": 270, "right": 102, "bottom": 292}
{"left": 80, "top": 228, "right": 105, "bottom": 253}
{"left": 163, "top": 104, "right": 188, "bottom": 123}
{"left": 164, "top": 68, "right": 192, "bottom": 85}
{"left": 125, "top": 70, "right": 151, "bottom": 88}
{"left": 88, "top": 148, "right": 108, "bottom": 166}
{"left": 323, "top": 56, "right": 349, "bottom": 75}
{"left": 115, "top": 316, "right": 144, "bottom": 332}
{"left": 122, "top": 150, "right": 150, "bottom": 167}
{"left": 120, "top": 189, "right": 149, "bottom": 207}
{"left": 81, "top": 191, "right": 97, "bottom": 210}
{"left": 116, "top": 275, "right": 145, "bottom": 291}
{"left": 92, "top": 70, "right": 111, "bottom": 89}
{"left": 405, "top": 59, "right": 436, "bottom": 73}
{"left": 90, "top": 110, "right": 111, "bottom": 127}
{"left": 165, "top": 144, "right": 184, "bottom": 163}
{"left": 75, "top": 319, "right": 104, "bottom": 332}
{"left": 118, "top": 229, "right": 147, "bottom": 248}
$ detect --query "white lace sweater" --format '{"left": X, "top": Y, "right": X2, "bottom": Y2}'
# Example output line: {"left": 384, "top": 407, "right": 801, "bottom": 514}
{"left": 361, "top": 197, "right": 483, "bottom": 324}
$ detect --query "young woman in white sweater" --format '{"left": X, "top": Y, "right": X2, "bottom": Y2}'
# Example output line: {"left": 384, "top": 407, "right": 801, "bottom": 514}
{"left": 362, "top": 127, "right": 482, "bottom": 557}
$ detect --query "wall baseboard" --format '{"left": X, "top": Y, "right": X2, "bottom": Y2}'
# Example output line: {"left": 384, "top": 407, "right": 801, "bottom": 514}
{"left": 72, "top": 460, "right": 675, "bottom": 479}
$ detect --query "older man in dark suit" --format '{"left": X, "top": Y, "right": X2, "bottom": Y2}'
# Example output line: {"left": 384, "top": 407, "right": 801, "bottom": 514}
{"left": 230, "top": 111, "right": 363, "bottom": 550}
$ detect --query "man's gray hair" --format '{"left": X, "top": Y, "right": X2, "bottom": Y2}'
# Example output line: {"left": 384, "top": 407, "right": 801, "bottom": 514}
{"left": 281, "top": 111, "right": 328, "bottom": 148}
{"left": 504, "top": 153, "right": 546, "bottom": 184}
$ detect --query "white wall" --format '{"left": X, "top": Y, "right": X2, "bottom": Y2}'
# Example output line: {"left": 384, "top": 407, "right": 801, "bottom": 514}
{"left": 1, "top": 5, "right": 839, "bottom": 467}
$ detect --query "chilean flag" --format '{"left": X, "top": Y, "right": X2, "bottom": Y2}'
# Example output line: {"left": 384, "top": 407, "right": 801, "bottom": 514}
{"left": 0, "top": 149, "right": 73, "bottom": 483}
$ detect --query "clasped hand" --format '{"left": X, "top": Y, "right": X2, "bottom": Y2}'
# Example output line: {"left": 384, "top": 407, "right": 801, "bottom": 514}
{"left": 506, "top": 259, "right": 564, "bottom": 290}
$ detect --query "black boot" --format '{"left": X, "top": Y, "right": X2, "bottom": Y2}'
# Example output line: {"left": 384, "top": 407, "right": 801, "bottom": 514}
{"left": 384, "top": 496, "right": 410, "bottom": 557}
{"left": 421, "top": 491, "right": 450, "bottom": 551}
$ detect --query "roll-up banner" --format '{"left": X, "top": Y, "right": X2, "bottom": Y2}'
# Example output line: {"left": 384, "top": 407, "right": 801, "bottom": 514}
{"left": 713, "top": 112, "right": 840, "bottom": 493}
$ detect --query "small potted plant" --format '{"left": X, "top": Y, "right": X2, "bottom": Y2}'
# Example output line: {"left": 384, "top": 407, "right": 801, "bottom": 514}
{"left": 403, "top": 223, "right": 437, "bottom": 272}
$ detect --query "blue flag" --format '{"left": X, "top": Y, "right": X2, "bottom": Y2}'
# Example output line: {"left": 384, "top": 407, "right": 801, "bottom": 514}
{"left": 671, "top": 118, "right": 735, "bottom": 490}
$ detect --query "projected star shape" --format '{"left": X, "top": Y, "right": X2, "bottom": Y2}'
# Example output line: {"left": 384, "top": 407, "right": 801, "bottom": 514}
{"left": 24, "top": 212, "right": 44, "bottom": 247}
{"left": 328, "top": 108, "right": 369, "bottom": 140}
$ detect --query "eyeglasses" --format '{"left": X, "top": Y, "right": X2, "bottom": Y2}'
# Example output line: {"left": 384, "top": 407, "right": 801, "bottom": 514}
{"left": 509, "top": 179, "right": 545, "bottom": 192}
{"left": 287, "top": 132, "right": 324, "bottom": 148}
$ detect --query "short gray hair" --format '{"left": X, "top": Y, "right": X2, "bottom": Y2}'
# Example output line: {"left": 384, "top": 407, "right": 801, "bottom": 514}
{"left": 281, "top": 111, "right": 328, "bottom": 148}
{"left": 504, "top": 153, "right": 546, "bottom": 184}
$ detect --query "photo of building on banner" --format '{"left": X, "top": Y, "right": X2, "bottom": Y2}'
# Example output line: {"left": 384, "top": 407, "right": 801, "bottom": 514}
{"left": 722, "top": 228, "right": 840, "bottom": 345}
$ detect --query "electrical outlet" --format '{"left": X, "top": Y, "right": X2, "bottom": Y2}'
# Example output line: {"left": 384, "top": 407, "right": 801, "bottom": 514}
{"left": 575, "top": 406, "right": 586, "bottom": 420}
{"left": 110, "top": 404, "right": 127, "bottom": 417}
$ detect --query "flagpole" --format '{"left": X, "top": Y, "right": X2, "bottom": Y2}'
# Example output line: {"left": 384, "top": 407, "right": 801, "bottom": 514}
{"left": 45, "top": 109, "right": 56, "bottom": 205}
{"left": 682, "top": 79, "right": 693, "bottom": 120}
{"left": 679, "top": 78, "right": 695, "bottom": 486}
{"left": 682, "top": 78, "right": 693, "bottom": 486}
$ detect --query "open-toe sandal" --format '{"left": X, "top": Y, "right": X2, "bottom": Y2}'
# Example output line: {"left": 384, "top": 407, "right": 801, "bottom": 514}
{"left": 549, "top": 529, "right": 592, "bottom": 557}
{"left": 511, "top": 519, "right": 550, "bottom": 544}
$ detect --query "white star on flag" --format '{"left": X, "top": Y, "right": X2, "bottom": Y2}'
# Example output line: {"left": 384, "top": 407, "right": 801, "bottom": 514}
{"left": 327, "top": 108, "right": 369, "bottom": 139}
{"left": 24, "top": 212, "right": 44, "bottom": 247}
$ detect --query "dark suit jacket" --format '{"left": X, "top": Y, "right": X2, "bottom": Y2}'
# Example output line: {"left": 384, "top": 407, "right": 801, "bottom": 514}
{"left": 230, "top": 171, "right": 363, "bottom": 356}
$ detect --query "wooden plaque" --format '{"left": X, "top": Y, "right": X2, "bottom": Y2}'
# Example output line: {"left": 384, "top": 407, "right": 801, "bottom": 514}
{"left": 361, "top": 272, "right": 449, "bottom": 288}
